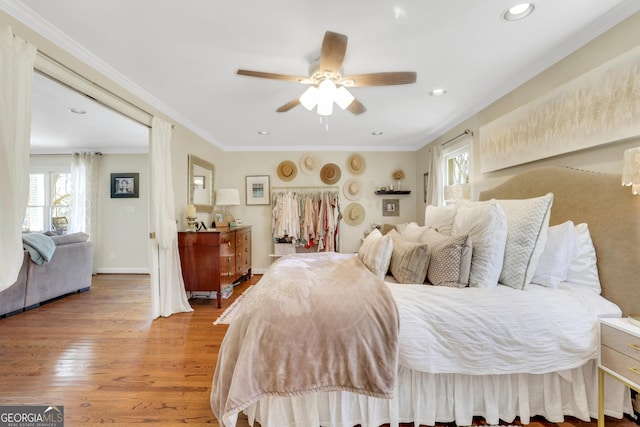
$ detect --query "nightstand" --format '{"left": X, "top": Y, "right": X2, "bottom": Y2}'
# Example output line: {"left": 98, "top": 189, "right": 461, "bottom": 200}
{"left": 599, "top": 317, "right": 640, "bottom": 427}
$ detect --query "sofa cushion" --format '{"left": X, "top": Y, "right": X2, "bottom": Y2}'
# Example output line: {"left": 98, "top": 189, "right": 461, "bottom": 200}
{"left": 51, "top": 232, "right": 90, "bottom": 246}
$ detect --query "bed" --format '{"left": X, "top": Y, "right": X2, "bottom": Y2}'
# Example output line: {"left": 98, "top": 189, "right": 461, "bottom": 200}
{"left": 211, "top": 166, "right": 640, "bottom": 427}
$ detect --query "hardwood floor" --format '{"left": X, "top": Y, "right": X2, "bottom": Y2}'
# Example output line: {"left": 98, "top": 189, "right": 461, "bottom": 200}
{"left": 0, "top": 274, "right": 636, "bottom": 427}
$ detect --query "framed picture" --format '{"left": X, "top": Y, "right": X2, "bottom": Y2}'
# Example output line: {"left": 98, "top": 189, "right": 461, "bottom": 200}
{"left": 382, "top": 198, "right": 399, "bottom": 216}
{"left": 213, "top": 210, "right": 228, "bottom": 228}
{"left": 246, "top": 175, "right": 270, "bottom": 205}
{"left": 111, "top": 173, "right": 139, "bottom": 198}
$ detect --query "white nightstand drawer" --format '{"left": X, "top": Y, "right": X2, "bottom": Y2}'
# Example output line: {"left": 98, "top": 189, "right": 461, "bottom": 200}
{"left": 601, "top": 345, "right": 640, "bottom": 388}
{"left": 601, "top": 323, "right": 640, "bottom": 362}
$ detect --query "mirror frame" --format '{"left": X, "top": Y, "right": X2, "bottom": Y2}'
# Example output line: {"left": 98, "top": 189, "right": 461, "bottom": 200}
{"left": 188, "top": 154, "right": 215, "bottom": 212}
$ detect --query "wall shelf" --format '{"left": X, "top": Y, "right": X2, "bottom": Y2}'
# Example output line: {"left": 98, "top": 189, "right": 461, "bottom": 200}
{"left": 374, "top": 190, "right": 411, "bottom": 195}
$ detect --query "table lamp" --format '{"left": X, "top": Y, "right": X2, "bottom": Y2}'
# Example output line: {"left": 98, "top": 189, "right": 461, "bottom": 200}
{"left": 215, "top": 188, "right": 240, "bottom": 227}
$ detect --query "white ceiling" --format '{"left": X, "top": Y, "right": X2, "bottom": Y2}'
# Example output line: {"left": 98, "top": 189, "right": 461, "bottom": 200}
{"left": 4, "top": 0, "right": 640, "bottom": 153}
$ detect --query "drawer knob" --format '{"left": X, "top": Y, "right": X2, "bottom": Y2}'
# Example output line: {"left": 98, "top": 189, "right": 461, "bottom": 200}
{"left": 628, "top": 343, "right": 640, "bottom": 352}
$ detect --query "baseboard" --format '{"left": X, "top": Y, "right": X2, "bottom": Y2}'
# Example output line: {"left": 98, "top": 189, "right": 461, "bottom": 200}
{"left": 96, "top": 267, "right": 149, "bottom": 274}
{"left": 252, "top": 267, "right": 267, "bottom": 275}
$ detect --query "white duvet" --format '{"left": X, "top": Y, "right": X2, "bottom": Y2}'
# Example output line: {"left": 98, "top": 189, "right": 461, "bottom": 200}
{"left": 385, "top": 278, "right": 621, "bottom": 375}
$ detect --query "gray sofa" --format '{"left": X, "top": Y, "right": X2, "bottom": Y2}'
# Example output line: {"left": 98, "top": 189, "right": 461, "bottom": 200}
{"left": 0, "top": 232, "right": 94, "bottom": 317}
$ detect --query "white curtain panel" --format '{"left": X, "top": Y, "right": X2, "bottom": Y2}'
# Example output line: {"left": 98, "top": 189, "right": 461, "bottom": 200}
{"left": 69, "top": 152, "right": 100, "bottom": 237}
{"left": 149, "top": 116, "right": 192, "bottom": 318}
{"left": 0, "top": 26, "right": 36, "bottom": 292}
{"left": 69, "top": 152, "right": 100, "bottom": 274}
{"left": 426, "top": 145, "right": 443, "bottom": 207}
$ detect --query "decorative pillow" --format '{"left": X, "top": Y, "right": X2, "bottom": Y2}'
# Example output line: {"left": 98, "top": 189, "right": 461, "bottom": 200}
{"left": 531, "top": 221, "right": 576, "bottom": 288}
{"left": 358, "top": 229, "right": 393, "bottom": 280}
{"left": 493, "top": 193, "right": 554, "bottom": 290}
{"left": 399, "top": 222, "right": 428, "bottom": 242}
{"left": 421, "top": 228, "right": 472, "bottom": 288}
{"left": 563, "top": 223, "right": 601, "bottom": 293}
{"left": 424, "top": 205, "right": 457, "bottom": 235}
{"left": 452, "top": 202, "right": 507, "bottom": 288}
{"left": 380, "top": 224, "right": 397, "bottom": 235}
{"left": 388, "top": 232, "right": 431, "bottom": 284}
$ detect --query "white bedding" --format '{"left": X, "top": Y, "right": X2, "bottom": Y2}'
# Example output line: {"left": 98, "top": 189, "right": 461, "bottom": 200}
{"left": 384, "top": 276, "right": 621, "bottom": 375}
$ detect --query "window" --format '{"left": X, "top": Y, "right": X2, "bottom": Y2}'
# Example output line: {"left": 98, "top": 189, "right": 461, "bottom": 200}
{"left": 442, "top": 145, "right": 470, "bottom": 205}
{"left": 23, "top": 171, "right": 71, "bottom": 233}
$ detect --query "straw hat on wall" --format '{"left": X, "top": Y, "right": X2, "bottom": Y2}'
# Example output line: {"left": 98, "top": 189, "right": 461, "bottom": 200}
{"left": 343, "top": 178, "right": 363, "bottom": 200}
{"left": 347, "top": 153, "right": 365, "bottom": 175}
{"left": 320, "top": 163, "right": 341, "bottom": 185}
{"left": 343, "top": 203, "right": 365, "bottom": 226}
{"left": 300, "top": 154, "right": 318, "bottom": 175}
{"left": 277, "top": 160, "right": 297, "bottom": 181}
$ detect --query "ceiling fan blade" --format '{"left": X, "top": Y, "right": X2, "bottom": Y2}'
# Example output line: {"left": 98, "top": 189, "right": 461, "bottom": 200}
{"left": 347, "top": 99, "right": 367, "bottom": 115}
{"left": 276, "top": 98, "right": 301, "bottom": 112}
{"left": 319, "top": 31, "right": 348, "bottom": 76}
{"left": 237, "top": 69, "right": 312, "bottom": 84}
{"left": 341, "top": 72, "right": 417, "bottom": 87}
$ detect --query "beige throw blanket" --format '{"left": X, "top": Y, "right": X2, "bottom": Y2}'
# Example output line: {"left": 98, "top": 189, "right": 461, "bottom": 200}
{"left": 211, "top": 252, "right": 399, "bottom": 427}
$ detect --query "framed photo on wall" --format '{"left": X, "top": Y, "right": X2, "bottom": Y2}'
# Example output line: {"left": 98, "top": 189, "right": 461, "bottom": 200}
{"left": 246, "top": 175, "right": 270, "bottom": 205}
{"left": 111, "top": 173, "right": 139, "bottom": 198}
{"left": 382, "top": 198, "right": 399, "bottom": 216}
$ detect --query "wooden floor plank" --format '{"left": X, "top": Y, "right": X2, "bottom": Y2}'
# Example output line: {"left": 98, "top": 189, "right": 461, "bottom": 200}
{"left": 0, "top": 273, "right": 636, "bottom": 426}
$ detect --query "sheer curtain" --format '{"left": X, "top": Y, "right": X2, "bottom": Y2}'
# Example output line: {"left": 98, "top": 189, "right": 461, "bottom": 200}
{"left": 69, "top": 152, "right": 100, "bottom": 237}
{"left": 0, "top": 26, "right": 36, "bottom": 292}
{"left": 149, "top": 116, "right": 192, "bottom": 318}
{"left": 425, "top": 144, "right": 443, "bottom": 207}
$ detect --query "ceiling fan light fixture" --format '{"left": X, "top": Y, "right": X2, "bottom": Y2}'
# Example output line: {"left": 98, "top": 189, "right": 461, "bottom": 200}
{"left": 317, "top": 80, "right": 337, "bottom": 116}
{"left": 335, "top": 86, "right": 355, "bottom": 110}
{"left": 299, "top": 86, "right": 319, "bottom": 110}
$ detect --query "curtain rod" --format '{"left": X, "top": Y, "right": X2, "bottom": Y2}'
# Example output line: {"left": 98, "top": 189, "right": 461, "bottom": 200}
{"left": 441, "top": 129, "right": 473, "bottom": 147}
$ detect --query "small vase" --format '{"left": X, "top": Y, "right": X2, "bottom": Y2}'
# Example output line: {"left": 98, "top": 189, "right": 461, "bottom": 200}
{"left": 396, "top": 180, "right": 402, "bottom": 191}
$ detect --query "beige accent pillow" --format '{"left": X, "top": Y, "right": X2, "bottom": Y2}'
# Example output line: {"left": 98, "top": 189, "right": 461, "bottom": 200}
{"left": 387, "top": 231, "right": 431, "bottom": 284}
{"left": 358, "top": 229, "right": 393, "bottom": 280}
{"left": 421, "top": 228, "right": 472, "bottom": 288}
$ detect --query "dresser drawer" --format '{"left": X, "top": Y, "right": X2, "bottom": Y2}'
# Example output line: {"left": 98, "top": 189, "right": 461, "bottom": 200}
{"left": 601, "top": 324, "right": 640, "bottom": 362}
{"left": 601, "top": 345, "right": 640, "bottom": 387}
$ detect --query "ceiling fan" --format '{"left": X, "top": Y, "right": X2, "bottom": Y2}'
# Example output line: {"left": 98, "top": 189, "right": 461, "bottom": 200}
{"left": 237, "top": 31, "right": 417, "bottom": 116}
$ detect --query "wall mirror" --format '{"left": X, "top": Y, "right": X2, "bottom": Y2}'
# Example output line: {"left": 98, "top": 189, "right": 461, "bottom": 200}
{"left": 188, "top": 154, "right": 215, "bottom": 212}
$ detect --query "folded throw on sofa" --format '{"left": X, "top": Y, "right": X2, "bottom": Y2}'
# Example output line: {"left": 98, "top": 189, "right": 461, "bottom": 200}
{"left": 22, "top": 233, "right": 56, "bottom": 265}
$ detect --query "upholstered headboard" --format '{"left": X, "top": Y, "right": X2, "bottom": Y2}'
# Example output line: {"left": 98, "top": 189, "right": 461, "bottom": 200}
{"left": 479, "top": 166, "right": 640, "bottom": 317}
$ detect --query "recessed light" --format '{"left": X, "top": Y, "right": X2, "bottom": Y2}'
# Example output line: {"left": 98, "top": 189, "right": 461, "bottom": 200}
{"left": 67, "top": 108, "right": 86, "bottom": 114}
{"left": 430, "top": 88, "right": 447, "bottom": 96}
{"left": 257, "top": 131, "right": 270, "bottom": 135}
{"left": 502, "top": 3, "right": 535, "bottom": 21}
{"left": 371, "top": 131, "right": 383, "bottom": 136}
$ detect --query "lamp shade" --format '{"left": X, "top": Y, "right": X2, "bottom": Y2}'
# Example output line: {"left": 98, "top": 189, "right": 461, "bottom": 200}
{"left": 622, "top": 147, "right": 640, "bottom": 195}
{"left": 215, "top": 188, "right": 240, "bottom": 206}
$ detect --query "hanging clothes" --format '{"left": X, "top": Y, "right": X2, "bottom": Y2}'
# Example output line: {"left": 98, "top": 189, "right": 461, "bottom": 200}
{"left": 272, "top": 188, "right": 341, "bottom": 252}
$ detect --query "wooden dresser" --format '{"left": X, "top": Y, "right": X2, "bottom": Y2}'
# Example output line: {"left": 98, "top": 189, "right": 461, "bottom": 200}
{"left": 177, "top": 226, "right": 252, "bottom": 308}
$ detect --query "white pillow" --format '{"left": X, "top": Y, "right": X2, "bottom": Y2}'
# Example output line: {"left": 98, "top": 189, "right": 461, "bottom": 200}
{"left": 563, "top": 223, "right": 601, "bottom": 293}
{"left": 358, "top": 229, "right": 393, "bottom": 280}
{"left": 399, "top": 222, "right": 428, "bottom": 242}
{"left": 452, "top": 202, "right": 507, "bottom": 288}
{"left": 531, "top": 221, "right": 576, "bottom": 288}
{"left": 424, "top": 205, "right": 457, "bottom": 235}
{"left": 496, "top": 193, "right": 553, "bottom": 289}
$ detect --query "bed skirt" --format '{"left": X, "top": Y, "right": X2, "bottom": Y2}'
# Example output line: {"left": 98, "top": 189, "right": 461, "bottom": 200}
{"left": 242, "top": 361, "right": 631, "bottom": 427}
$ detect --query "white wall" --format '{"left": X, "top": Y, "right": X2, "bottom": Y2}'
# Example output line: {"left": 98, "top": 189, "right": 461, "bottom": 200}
{"left": 416, "top": 11, "right": 640, "bottom": 213}
{"left": 220, "top": 151, "right": 417, "bottom": 273}
{"left": 96, "top": 154, "right": 149, "bottom": 273}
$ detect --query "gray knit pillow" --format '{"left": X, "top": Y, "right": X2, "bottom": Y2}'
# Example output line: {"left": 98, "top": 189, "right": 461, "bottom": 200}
{"left": 421, "top": 228, "right": 472, "bottom": 288}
